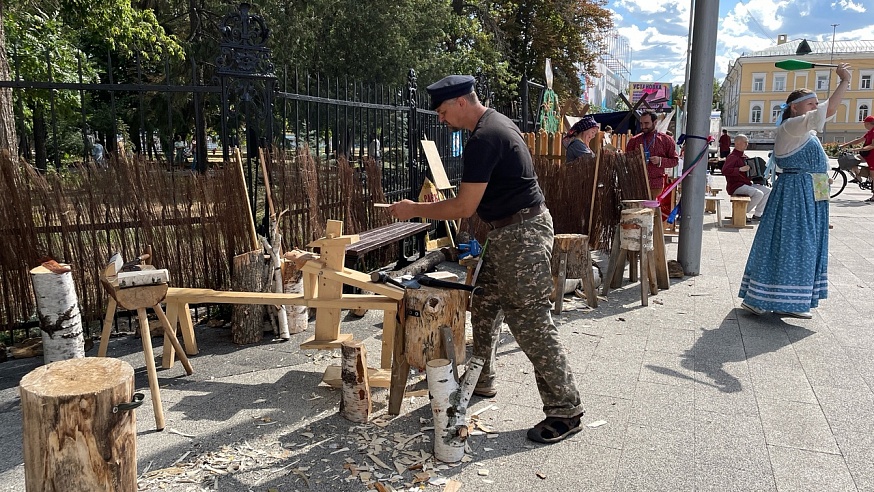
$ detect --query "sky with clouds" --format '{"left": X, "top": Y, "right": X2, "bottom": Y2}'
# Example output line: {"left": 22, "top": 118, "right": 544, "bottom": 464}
{"left": 610, "top": 0, "right": 869, "bottom": 86}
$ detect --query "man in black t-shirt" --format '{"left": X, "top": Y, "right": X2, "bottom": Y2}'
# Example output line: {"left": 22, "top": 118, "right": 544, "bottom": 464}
{"left": 389, "top": 75, "right": 584, "bottom": 444}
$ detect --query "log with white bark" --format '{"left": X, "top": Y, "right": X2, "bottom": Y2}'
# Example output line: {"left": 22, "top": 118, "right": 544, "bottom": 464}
{"left": 281, "top": 257, "right": 309, "bottom": 334}
{"left": 30, "top": 265, "right": 85, "bottom": 364}
{"left": 339, "top": 340, "right": 371, "bottom": 423}
{"left": 261, "top": 224, "right": 290, "bottom": 340}
{"left": 426, "top": 356, "right": 484, "bottom": 463}
{"left": 20, "top": 357, "right": 137, "bottom": 491}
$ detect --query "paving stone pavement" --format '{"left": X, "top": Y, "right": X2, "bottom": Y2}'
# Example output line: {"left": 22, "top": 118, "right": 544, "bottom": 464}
{"left": 1, "top": 172, "right": 873, "bottom": 491}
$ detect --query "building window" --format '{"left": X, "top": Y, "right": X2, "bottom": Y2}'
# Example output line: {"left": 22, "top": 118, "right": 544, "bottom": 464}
{"left": 773, "top": 74, "right": 786, "bottom": 92}
{"left": 771, "top": 105, "right": 782, "bottom": 123}
{"left": 859, "top": 105, "right": 870, "bottom": 121}
{"left": 751, "top": 105, "right": 762, "bottom": 123}
{"left": 753, "top": 75, "right": 765, "bottom": 92}
{"left": 817, "top": 74, "right": 829, "bottom": 91}
{"left": 862, "top": 74, "right": 872, "bottom": 90}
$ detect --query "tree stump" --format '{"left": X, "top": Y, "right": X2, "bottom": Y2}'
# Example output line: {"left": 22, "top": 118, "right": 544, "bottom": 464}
{"left": 30, "top": 265, "right": 85, "bottom": 364}
{"left": 403, "top": 287, "right": 466, "bottom": 371}
{"left": 550, "top": 234, "right": 597, "bottom": 311}
{"left": 339, "top": 340, "right": 371, "bottom": 423}
{"left": 20, "top": 357, "right": 137, "bottom": 491}
{"left": 231, "top": 250, "right": 269, "bottom": 345}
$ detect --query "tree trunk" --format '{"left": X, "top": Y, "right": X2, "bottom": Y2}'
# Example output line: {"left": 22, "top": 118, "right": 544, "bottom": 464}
{"left": 339, "top": 340, "right": 371, "bottom": 423}
{"left": 393, "top": 249, "right": 448, "bottom": 277}
{"left": 231, "top": 250, "right": 268, "bottom": 345}
{"left": 20, "top": 357, "right": 137, "bottom": 492}
{"left": 30, "top": 265, "right": 85, "bottom": 364}
{"left": 402, "top": 287, "right": 466, "bottom": 371}
{"left": 0, "top": 4, "right": 19, "bottom": 158}
{"left": 426, "top": 357, "right": 484, "bottom": 463}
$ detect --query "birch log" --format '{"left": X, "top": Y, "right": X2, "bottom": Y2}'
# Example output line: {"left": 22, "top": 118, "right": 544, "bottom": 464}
{"left": 261, "top": 234, "right": 290, "bottom": 340}
{"left": 30, "top": 265, "right": 84, "bottom": 364}
{"left": 20, "top": 357, "right": 137, "bottom": 491}
{"left": 426, "top": 356, "right": 484, "bottom": 463}
{"left": 281, "top": 260, "right": 308, "bottom": 333}
{"left": 339, "top": 340, "right": 371, "bottom": 423}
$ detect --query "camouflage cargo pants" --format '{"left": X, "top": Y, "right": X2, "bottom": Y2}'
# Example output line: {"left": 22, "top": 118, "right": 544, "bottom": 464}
{"left": 472, "top": 210, "right": 584, "bottom": 418}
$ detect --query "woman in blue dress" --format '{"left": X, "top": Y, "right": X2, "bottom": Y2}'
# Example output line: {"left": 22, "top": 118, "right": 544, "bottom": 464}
{"left": 740, "top": 62, "right": 852, "bottom": 319}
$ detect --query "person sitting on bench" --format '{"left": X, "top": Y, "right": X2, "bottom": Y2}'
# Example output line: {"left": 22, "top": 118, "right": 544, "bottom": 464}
{"left": 723, "top": 134, "right": 770, "bottom": 221}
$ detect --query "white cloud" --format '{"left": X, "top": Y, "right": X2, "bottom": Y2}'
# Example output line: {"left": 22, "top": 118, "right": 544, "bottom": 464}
{"left": 639, "top": 74, "right": 654, "bottom": 81}
{"left": 832, "top": 0, "right": 865, "bottom": 13}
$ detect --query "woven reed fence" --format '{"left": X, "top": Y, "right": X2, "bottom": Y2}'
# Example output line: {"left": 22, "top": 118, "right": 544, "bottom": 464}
{"left": 0, "top": 149, "right": 397, "bottom": 340}
{"left": 462, "top": 136, "right": 649, "bottom": 251}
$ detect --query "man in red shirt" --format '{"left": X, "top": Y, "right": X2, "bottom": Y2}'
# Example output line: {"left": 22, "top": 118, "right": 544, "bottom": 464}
{"left": 719, "top": 129, "right": 732, "bottom": 158}
{"left": 839, "top": 115, "right": 874, "bottom": 200}
{"left": 625, "top": 110, "right": 679, "bottom": 199}
{"left": 723, "top": 134, "right": 770, "bottom": 220}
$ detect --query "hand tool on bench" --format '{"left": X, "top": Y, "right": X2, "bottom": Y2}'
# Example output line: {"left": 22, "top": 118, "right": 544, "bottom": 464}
{"left": 371, "top": 271, "right": 484, "bottom": 295}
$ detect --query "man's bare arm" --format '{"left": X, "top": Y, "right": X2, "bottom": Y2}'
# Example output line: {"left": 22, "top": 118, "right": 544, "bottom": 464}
{"left": 389, "top": 182, "right": 488, "bottom": 221}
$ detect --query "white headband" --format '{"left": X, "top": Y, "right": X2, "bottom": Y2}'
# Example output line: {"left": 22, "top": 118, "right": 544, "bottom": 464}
{"left": 776, "top": 93, "right": 818, "bottom": 125}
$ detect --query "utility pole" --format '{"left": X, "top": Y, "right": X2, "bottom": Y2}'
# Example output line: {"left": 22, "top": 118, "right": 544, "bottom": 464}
{"left": 677, "top": 0, "right": 719, "bottom": 275}
{"left": 821, "top": 24, "right": 839, "bottom": 143}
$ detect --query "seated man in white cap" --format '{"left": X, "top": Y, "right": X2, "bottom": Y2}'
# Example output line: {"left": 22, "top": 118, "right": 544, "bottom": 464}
{"left": 389, "top": 75, "right": 585, "bottom": 444}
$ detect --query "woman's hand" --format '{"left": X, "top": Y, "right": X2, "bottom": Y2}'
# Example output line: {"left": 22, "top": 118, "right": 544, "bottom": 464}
{"left": 836, "top": 63, "right": 852, "bottom": 82}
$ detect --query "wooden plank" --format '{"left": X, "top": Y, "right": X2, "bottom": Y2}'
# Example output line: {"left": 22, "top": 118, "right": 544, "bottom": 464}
{"left": 346, "top": 222, "right": 431, "bottom": 257}
{"left": 650, "top": 213, "right": 671, "bottom": 289}
{"left": 167, "top": 288, "right": 310, "bottom": 305}
{"left": 381, "top": 308, "right": 397, "bottom": 370}
{"left": 301, "top": 263, "right": 406, "bottom": 300}
{"left": 322, "top": 365, "right": 391, "bottom": 388}
{"left": 299, "top": 333, "right": 354, "bottom": 350}
{"left": 420, "top": 140, "right": 453, "bottom": 190}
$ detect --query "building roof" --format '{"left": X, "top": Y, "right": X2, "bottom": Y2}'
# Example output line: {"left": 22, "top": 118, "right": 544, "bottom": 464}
{"left": 746, "top": 39, "right": 874, "bottom": 58}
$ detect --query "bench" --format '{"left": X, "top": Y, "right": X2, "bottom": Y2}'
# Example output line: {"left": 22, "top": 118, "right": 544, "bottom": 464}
{"left": 727, "top": 195, "right": 752, "bottom": 229}
{"left": 343, "top": 221, "right": 432, "bottom": 268}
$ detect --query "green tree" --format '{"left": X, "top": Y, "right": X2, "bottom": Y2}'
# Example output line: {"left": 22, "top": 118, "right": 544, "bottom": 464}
{"left": 455, "top": 0, "right": 613, "bottom": 103}
{"left": 0, "top": 0, "right": 182, "bottom": 164}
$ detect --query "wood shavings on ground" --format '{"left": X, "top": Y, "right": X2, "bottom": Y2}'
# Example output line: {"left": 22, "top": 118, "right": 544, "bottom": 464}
{"left": 137, "top": 410, "right": 482, "bottom": 490}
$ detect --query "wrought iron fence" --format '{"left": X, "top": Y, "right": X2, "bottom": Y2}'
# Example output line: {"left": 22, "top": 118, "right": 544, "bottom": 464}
{"left": 0, "top": 2, "right": 546, "bottom": 341}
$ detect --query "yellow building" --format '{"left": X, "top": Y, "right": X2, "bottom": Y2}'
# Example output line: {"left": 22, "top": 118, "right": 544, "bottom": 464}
{"left": 720, "top": 35, "right": 874, "bottom": 148}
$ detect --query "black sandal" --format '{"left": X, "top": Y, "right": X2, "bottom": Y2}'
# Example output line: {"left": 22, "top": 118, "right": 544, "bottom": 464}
{"left": 526, "top": 412, "right": 584, "bottom": 444}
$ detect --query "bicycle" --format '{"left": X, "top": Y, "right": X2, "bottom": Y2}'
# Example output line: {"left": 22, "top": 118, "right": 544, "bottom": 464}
{"left": 831, "top": 151, "right": 873, "bottom": 198}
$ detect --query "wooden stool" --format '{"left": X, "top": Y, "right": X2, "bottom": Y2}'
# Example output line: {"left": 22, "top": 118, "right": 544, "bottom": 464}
{"left": 98, "top": 282, "right": 193, "bottom": 430}
{"left": 602, "top": 209, "right": 658, "bottom": 306}
{"left": 727, "top": 195, "right": 752, "bottom": 229}
{"left": 551, "top": 234, "right": 597, "bottom": 313}
{"left": 704, "top": 196, "right": 723, "bottom": 227}
{"left": 704, "top": 188, "right": 722, "bottom": 213}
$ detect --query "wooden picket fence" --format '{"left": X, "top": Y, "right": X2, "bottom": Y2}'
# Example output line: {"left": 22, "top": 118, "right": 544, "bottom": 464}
{"left": 522, "top": 131, "right": 632, "bottom": 164}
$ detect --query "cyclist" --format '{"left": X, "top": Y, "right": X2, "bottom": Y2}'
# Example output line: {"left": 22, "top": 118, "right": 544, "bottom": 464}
{"left": 839, "top": 115, "right": 874, "bottom": 199}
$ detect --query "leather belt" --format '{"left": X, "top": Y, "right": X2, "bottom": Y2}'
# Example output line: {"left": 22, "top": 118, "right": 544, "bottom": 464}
{"left": 487, "top": 202, "right": 547, "bottom": 230}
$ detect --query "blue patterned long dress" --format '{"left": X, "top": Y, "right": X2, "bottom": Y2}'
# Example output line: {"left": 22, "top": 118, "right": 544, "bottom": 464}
{"left": 738, "top": 136, "right": 829, "bottom": 312}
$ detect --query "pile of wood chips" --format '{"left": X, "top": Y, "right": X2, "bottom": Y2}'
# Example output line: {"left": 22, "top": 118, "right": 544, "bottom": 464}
{"left": 135, "top": 405, "right": 500, "bottom": 491}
